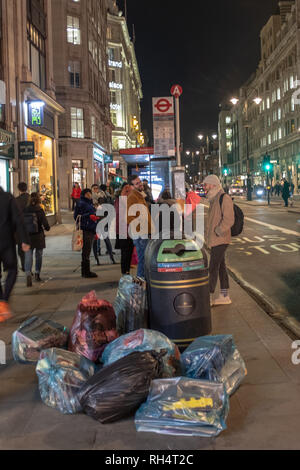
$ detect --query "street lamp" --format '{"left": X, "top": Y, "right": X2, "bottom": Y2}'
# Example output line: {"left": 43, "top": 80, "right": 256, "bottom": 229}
{"left": 230, "top": 90, "right": 262, "bottom": 201}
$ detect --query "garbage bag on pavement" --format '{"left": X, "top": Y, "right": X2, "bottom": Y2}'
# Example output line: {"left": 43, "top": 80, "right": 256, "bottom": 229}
{"left": 101, "top": 328, "right": 181, "bottom": 377}
{"left": 36, "top": 348, "right": 96, "bottom": 414}
{"left": 68, "top": 291, "right": 119, "bottom": 363}
{"left": 12, "top": 316, "right": 69, "bottom": 364}
{"left": 181, "top": 335, "right": 246, "bottom": 395}
{"left": 135, "top": 377, "right": 229, "bottom": 437}
{"left": 78, "top": 350, "right": 165, "bottom": 423}
{"left": 114, "top": 275, "right": 148, "bottom": 335}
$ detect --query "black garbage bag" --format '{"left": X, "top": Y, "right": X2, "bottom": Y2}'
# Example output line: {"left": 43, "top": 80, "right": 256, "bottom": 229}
{"left": 78, "top": 350, "right": 165, "bottom": 423}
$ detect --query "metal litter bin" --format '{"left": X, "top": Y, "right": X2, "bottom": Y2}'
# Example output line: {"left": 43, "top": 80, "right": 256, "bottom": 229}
{"left": 145, "top": 239, "right": 211, "bottom": 350}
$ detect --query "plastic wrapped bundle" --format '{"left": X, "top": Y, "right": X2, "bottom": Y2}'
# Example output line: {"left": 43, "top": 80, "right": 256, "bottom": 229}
{"left": 36, "top": 348, "right": 96, "bottom": 414}
{"left": 114, "top": 275, "right": 148, "bottom": 335}
{"left": 68, "top": 291, "right": 119, "bottom": 363}
{"left": 101, "top": 329, "right": 181, "bottom": 378}
{"left": 135, "top": 377, "right": 229, "bottom": 437}
{"left": 12, "top": 316, "right": 69, "bottom": 364}
{"left": 181, "top": 335, "right": 247, "bottom": 395}
{"left": 78, "top": 350, "right": 164, "bottom": 423}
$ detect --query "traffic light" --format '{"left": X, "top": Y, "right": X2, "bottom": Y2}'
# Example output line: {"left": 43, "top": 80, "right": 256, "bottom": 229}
{"left": 223, "top": 164, "right": 228, "bottom": 176}
{"left": 263, "top": 155, "right": 272, "bottom": 172}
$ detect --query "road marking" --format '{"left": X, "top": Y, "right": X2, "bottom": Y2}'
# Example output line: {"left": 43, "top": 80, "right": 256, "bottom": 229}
{"left": 245, "top": 217, "right": 300, "bottom": 237}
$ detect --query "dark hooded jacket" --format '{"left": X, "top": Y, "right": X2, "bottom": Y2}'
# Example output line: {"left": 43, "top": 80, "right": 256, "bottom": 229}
{"left": 0, "top": 187, "right": 30, "bottom": 250}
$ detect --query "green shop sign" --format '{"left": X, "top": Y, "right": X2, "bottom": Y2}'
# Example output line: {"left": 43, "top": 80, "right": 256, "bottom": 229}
{"left": 28, "top": 101, "right": 45, "bottom": 127}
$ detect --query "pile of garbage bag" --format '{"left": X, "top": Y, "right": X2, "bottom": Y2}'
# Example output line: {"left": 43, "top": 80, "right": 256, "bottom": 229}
{"left": 36, "top": 348, "right": 96, "bottom": 414}
{"left": 11, "top": 288, "right": 246, "bottom": 438}
{"left": 68, "top": 291, "right": 119, "bottom": 363}
{"left": 135, "top": 377, "right": 229, "bottom": 437}
{"left": 78, "top": 350, "right": 165, "bottom": 423}
{"left": 114, "top": 275, "right": 148, "bottom": 335}
{"left": 101, "top": 328, "right": 181, "bottom": 378}
{"left": 181, "top": 335, "right": 247, "bottom": 395}
{"left": 12, "top": 316, "right": 69, "bottom": 364}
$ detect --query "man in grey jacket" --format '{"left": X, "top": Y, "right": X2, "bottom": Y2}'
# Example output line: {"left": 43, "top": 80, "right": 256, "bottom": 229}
{"left": 203, "top": 175, "right": 234, "bottom": 306}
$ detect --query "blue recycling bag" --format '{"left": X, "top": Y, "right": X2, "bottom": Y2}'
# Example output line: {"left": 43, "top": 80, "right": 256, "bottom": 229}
{"left": 181, "top": 335, "right": 246, "bottom": 395}
{"left": 36, "top": 348, "right": 96, "bottom": 414}
{"left": 135, "top": 377, "right": 229, "bottom": 437}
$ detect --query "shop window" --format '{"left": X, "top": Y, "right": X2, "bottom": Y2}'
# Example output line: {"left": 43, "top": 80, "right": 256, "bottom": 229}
{"left": 68, "top": 61, "right": 81, "bottom": 88}
{"left": 26, "top": 128, "right": 55, "bottom": 216}
{"left": 111, "top": 111, "right": 117, "bottom": 127}
{"left": 67, "top": 16, "right": 81, "bottom": 45}
{"left": 71, "top": 107, "right": 84, "bottom": 138}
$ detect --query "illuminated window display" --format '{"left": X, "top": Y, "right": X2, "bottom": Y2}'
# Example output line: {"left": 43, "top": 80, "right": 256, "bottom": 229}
{"left": 27, "top": 128, "right": 55, "bottom": 215}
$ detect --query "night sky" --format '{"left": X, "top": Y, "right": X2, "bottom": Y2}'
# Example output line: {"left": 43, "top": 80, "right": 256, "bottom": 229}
{"left": 119, "top": 0, "right": 280, "bottom": 149}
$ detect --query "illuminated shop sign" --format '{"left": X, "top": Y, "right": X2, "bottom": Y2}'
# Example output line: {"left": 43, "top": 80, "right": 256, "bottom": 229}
{"left": 110, "top": 103, "right": 121, "bottom": 111}
{"left": 108, "top": 60, "right": 122, "bottom": 68}
{"left": 109, "top": 82, "right": 123, "bottom": 90}
{"left": 28, "top": 101, "right": 45, "bottom": 127}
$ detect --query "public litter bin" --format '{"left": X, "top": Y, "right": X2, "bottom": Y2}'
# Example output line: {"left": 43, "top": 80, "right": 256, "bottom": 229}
{"left": 145, "top": 239, "right": 211, "bottom": 350}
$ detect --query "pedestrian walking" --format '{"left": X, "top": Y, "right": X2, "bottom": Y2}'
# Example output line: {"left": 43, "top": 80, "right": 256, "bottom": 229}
{"left": 74, "top": 188, "right": 99, "bottom": 278}
{"left": 203, "top": 175, "right": 235, "bottom": 307}
{"left": 71, "top": 183, "right": 81, "bottom": 211}
{"left": 290, "top": 182, "right": 295, "bottom": 196}
{"left": 282, "top": 179, "right": 290, "bottom": 207}
{"left": 15, "top": 182, "right": 30, "bottom": 271}
{"left": 0, "top": 187, "right": 30, "bottom": 321}
{"left": 127, "top": 175, "right": 153, "bottom": 278}
{"left": 115, "top": 183, "right": 134, "bottom": 275}
{"left": 94, "top": 196, "right": 116, "bottom": 265}
{"left": 24, "top": 193, "right": 50, "bottom": 287}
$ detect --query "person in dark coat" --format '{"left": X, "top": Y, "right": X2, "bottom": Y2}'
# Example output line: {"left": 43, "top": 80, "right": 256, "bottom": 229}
{"left": 282, "top": 179, "right": 290, "bottom": 207}
{"left": 24, "top": 193, "right": 50, "bottom": 287}
{"left": 15, "top": 182, "right": 30, "bottom": 271}
{"left": 0, "top": 187, "right": 30, "bottom": 321}
{"left": 74, "top": 188, "right": 99, "bottom": 278}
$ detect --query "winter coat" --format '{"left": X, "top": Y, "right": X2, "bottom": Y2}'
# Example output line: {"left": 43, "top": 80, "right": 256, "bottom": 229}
{"left": 74, "top": 196, "right": 98, "bottom": 233}
{"left": 127, "top": 189, "right": 153, "bottom": 236}
{"left": 24, "top": 204, "right": 50, "bottom": 250}
{"left": 206, "top": 189, "right": 234, "bottom": 249}
{"left": 0, "top": 188, "right": 30, "bottom": 250}
{"left": 71, "top": 186, "right": 81, "bottom": 199}
{"left": 282, "top": 182, "right": 290, "bottom": 199}
{"left": 16, "top": 193, "right": 30, "bottom": 213}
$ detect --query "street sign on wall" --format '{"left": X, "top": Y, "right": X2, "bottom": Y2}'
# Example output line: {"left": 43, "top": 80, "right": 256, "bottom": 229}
{"left": 18, "top": 141, "right": 35, "bottom": 160}
{"left": 152, "top": 97, "right": 175, "bottom": 158}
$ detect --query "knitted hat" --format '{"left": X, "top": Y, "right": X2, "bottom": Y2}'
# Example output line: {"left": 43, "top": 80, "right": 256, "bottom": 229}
{"left": 203, "top": 175, "right": 221, "bottom": 187}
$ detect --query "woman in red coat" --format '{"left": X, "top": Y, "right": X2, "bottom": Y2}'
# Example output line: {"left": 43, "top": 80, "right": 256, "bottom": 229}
{"left": 71, "top": 183, "right": 81, "bottom": 211}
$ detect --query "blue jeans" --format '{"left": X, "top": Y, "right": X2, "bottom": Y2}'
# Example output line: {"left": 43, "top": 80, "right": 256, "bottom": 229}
{"left": 133, "top": 238, "right": 149, "bottom": 279}
{"left": 25, "top": 249, "right": 43, "bottom": 275}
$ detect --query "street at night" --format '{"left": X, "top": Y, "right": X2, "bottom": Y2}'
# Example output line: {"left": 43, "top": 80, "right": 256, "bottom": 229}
{"left": 1, "top": 0, "right": 300, "bottom": 456}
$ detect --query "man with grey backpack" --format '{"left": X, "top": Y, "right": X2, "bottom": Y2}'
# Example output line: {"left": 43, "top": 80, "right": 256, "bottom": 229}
{"left": 203, "top": 175, "right": 236, "bottom": 307}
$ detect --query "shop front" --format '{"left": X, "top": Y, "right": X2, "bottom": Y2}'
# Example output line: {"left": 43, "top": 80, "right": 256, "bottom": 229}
{"left": 0, "top": 128, "right": 15, "bottom": 192}
{"left": 26, "top": 128, "right": 55, "bottom": 216}
{"left": 93, "top": 147, "right": 105, "bottom": 185}
{"left": 72, "top": 160, "right": 87, "bottom": 189}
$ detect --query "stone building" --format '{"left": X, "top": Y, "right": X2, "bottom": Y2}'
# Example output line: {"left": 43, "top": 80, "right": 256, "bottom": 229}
{"left": 107, "top": 2, "right": 143, "bottom": 180}
{"left": 219, "top": 0, "right": 300, "bottom": 192}
{"left": 0, "top": 0, "right": 64, "bottom": 224}
{"left": 52, "top": 0, "right": 113, "bottom": 209}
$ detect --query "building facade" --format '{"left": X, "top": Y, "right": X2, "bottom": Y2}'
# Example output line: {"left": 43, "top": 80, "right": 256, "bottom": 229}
{"left": 0, "top": 0, "right": 64, "bottom": 224}
{"left": 52, "top": 0, "right": 113, "bottom": 209}
{"left": 107, "top": 3, "right": 143, "bottom": 180}
{"left": 219, "top": 0, "right": 300, "bottom": 192}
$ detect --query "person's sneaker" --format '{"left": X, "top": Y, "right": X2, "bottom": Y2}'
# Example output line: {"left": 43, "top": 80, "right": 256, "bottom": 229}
{"left": 35, "top": 273, "right": 42, "bottom": 282}
{"left": 213, "top": 295, "right": 232, "bottom": 306}
{"left": 0, "top": 301, "right": 12, "bottom": 322}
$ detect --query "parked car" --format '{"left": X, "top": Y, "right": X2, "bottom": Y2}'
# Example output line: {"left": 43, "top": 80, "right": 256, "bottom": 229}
{"left": 228, "top": 185, "right": 244, "bottom": 196}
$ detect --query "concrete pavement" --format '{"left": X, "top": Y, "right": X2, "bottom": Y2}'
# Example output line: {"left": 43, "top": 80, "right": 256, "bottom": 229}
{"left": 1, "top": 213, "right": 300, "bottom": 449}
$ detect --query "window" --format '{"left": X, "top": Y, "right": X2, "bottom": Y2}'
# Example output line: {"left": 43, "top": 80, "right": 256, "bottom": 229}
{"left": 291, "top": 97, "right": 295, "bottom": 112}
{"left": 27, "top": 21, "right": 46, "bottom": 90}
{"left": 278, "top": 127, "right": 282, "bottom": 139}
{"left": 68, "top": 61, "right": 81, "bottom": 88}
{"left": 277, "top": 88, "right": 281, "bottom": 100}
{"left": 278, "top": 108, "right": 281, "bottom": 120}
{"left": 110, "top": 91, "right": 117, "bottom": 104}
{"left": 290, "top": 75, "right": 294, "bottom": 89}
{"left": 67, "top": 16, "right": 81, "bottom": 44}
{"left": 266, "top": 97, "right": 270, "bottom": 109}
{"left": 71, "top": 107, "right": 84, "bottom": 138}
{"left": 268, "top": 134, "right": 271, "bottom": 145}
{"left": 108, "top": 47, "right": 115, "bottom": 61}
{"left": 91, "top": 116, "right": 96, "bottom": 140}
{"left": 225, "top": 117, "right": 231, "bottom": 124}
{"left": 110, "top": 111, "right": 117, "bottom": 127}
